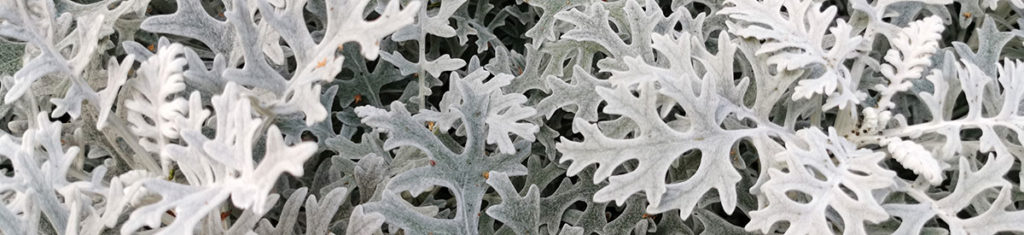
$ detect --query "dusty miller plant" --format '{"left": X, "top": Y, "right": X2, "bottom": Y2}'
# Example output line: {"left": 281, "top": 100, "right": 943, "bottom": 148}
{"left": 1, "top": 0, "right": 1024, "bottom": 234}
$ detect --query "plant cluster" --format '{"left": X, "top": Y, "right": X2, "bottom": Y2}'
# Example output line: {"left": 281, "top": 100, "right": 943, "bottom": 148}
{"left": 1, "top": 0, "right": 1024, "bottom": 234}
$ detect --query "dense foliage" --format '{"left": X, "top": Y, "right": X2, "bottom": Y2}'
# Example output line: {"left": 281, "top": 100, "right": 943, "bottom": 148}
{"left": 2, "top": 0, "right": 1024, "bottom": 234}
